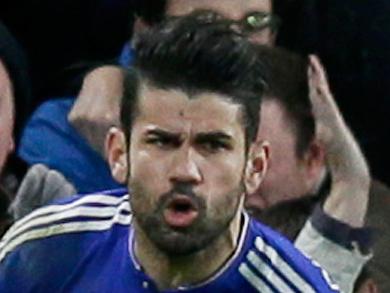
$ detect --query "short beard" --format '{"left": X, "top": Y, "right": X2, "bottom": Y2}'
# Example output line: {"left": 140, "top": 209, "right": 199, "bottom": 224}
{"left": 130, "top": 181, "right": 244, "bottom": 256}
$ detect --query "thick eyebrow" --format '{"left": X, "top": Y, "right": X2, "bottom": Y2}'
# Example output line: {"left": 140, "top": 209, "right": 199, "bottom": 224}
{"left": 144, "top": 128, "right": 181, "bottom": 139}
{"left": 144, "top": 128, "right": 234, "bottom": 146}
{"left": 144, "top": 129, "right": 185, "bottom": 147}
{"left": 195, "top": 131, "right": 234, "bottom": 143}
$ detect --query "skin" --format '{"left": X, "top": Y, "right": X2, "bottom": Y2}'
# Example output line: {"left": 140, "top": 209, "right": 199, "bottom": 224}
{"left": 68, "top": 66, "right": 125, "bottom": 158}
{"left": 71, "top": 0, "right": 274, "bottom": 158}
{"left": 308, "top": 55, "right": 369, "bottom": 227}
{"left": 355, "top": 278, "right": 379, "bottom": 293}
{"left": 246, "top": 99, "right": 322, "bottom": 209}
{"left": 0, "top": 60, "right": 14, "bottom": 174}
{"left": 246, "top": 56, "right": 370, "bottom": 229}
{"left": 166, "top": 0, "right": 275, "bottom": 45}
{"left": 107, "top": 84, "right": 266, "bottom": 289}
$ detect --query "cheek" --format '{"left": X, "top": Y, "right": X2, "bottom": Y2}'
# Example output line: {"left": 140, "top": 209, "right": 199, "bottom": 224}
{"left": 129, "top": 151, "right": 170, "bottom": 216}
{"left": 130, "top": 150, "right": 171, "bottom": 195}
{"left": 201, "top": 155, "right": 245, "bottom": 203}
{"left": 249, "top": 29, "right": 274, "bottom": 45}
{"left": 202, "top": 159, "right": 244, "bottom": 219}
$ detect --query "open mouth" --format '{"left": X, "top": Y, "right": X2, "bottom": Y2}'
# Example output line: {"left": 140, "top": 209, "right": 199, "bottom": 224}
{"left": 163, "top": 195, "right": 199, "bottom": 228}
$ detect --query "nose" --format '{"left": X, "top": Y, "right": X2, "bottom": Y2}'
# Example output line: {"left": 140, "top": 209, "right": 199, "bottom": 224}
{"left": 169, "top": 148, "right": 202, "bottom": 185}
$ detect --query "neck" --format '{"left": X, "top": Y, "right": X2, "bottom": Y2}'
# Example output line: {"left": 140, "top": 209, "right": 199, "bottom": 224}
{"left": 132, "top": 202, "right": 244, "bottom": 290}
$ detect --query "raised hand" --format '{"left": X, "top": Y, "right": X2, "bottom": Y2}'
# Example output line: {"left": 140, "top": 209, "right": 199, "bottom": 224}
{"left": 308, "top": 55, "right": 370, "bottom": 227}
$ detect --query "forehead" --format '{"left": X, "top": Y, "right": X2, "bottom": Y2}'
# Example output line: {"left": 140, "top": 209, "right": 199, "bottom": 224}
{"left": 135, "top": 84, "right": 244, "bottom": 135}
{"left": 166, "top": 0, "right": 272, "bottom": 20}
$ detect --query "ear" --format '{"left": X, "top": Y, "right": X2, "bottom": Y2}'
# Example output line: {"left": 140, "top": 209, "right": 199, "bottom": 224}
{"left": 356, "top": 278, "right": 379, "bottom": 293}
{"left": 244, "top": 141, "right": 270, "bottom": 195}
{"left": 105, "top": 127, "right": 129, "bottom": 184}
{"left": 301, "top": 139, "right": 326, "bottom": 191}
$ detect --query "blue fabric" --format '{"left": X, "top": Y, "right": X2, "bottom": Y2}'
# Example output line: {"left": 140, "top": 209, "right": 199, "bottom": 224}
{"left": 17, "top": 98, "right": 123, "bottom": 193}
{"left": 0, "top": 189, "right": 340, "bottom": 293}
{"left": 17, "top": 46, "right": 134, "bottom": 193}
{"left": 118, "top": 42, "right": 134, "bottom": 67}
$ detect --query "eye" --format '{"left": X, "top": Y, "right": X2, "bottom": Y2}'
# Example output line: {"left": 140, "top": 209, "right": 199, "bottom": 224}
{"left": 199, "top": 140, "right": 230, "bottom": 153}
{"left": 145, "top": 136, "right": 180, "bottom": 149}
{"left": 242, "top": 12, "right": 280, "bottom": 32}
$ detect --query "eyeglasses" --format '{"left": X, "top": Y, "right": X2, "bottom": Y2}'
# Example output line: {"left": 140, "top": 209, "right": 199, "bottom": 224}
{"left": 241, "top": 12, "right": 281, "bottom": 33}
{"left": 166, "top": 10, "right": 281, "bottom": 34}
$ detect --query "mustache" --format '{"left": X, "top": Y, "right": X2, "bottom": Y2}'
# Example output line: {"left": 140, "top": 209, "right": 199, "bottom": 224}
{"left": 165, "top": 183, "right": 197, "bottom": 198}
{"left": 157, "top": 183, "right": 204, "bottom": 210}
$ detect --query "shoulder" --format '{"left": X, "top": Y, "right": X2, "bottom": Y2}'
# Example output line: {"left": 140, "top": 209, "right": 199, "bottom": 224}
{"left": 244, "top": 216, "right": 339, "bottom": 293}
{"left": 0, "top": 188, "right": 131, "bottom": 292}
{"left": 18, "top": 97, "right": 77, "bottom": 154}
{"left": 31, "top": 97, "right": 76, "bottom": 118}
{"left": 19, "top": 97, "right": 76, "bottom": 142}
{"left": 0, "top": 188, "right": 131, "bottom": 263}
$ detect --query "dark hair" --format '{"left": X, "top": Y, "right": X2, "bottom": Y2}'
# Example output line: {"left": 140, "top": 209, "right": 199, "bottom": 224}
{"left": 250, "top": 194, "right": 318, "bottom": 240}
{"left": 257, "top": 46, "right": 314, "bottom": 157}
{"left": 120, "top": 12, "right": 266, "bottom": 146}
{"left": 0, "top": 21, "right": 31, "bottom": 145}
{"left": 132, "top": 0, "right": 278, "bottom": 27}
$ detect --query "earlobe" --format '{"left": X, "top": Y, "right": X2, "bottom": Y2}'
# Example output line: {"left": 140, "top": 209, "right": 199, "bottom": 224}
{"left": 244, "top": 141, "right": 270, "bottom": 195}
{"left": 105, "top": 127, "right": 129, "bottom": 184}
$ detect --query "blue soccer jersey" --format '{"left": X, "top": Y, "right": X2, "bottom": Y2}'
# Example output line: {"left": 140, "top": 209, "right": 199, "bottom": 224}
{"left": 0, "top": 189, "right": 340, "bottom": 292}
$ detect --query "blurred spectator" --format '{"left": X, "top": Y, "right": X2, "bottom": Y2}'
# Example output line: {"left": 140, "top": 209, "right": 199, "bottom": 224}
{"left": 275, "top": 0, "right": 390, "bottom": 186}
{"left": 69, "top": 66, "right": 126, "bottom": 158}
{"left": 0, "top": 21, "right": 30, "bottom": 233}
{"left": 18, "top": 64, "right": 125, "bottom": 193}
{"left": 245, "top": 48, "right": 389, "bottom": 292}
{"left": 0, "top": 21, "right": 31, "bottom": 148}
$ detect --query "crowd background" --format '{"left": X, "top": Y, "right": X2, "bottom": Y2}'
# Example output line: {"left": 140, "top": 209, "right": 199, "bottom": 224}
{"left": 0, "top": 1, "right": 389, "bottom": 292}
{"left": 276, "top": 0, "right": 390, "bottom": 186}
{"left": 1, "top": 0, "right": 390, "bottom": 185}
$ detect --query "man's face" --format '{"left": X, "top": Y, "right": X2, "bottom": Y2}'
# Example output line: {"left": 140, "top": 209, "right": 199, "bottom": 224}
{"left": 127, "top": 86, "right": 247, "bottom": 255}
{"left": 0, "top": 60, "right": 14, "bottom": 174}
{"left": 246, "top": 100, "right": 311, "bottom": 209}
{"left": 166, "top": 0, "right": 275, "bottom": 45}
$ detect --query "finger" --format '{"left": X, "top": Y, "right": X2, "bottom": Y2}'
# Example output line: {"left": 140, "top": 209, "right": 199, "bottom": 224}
{"left": 310, "top": 55, "right": 333, "bottom": 95}
{"left": 308, "top": 58, "right": 324, "bottom": 104}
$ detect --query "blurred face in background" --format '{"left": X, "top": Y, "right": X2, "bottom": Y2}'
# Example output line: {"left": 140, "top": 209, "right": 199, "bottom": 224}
{"left": 166, "top": 0, "right": 276, "bottom": 45}
{"left": 246, "top": 99, "right": 323, "bottom": 210}
{"left": 0, "top": 60, "right": 14, "bottom": 174}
